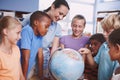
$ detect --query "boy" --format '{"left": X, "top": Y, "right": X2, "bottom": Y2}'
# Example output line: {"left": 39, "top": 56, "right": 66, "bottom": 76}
{"left": 84, "top": 33, "right": 105, "bottom": 80}
{"left": 18, "top": 11, "right": 51, "bottom": 80}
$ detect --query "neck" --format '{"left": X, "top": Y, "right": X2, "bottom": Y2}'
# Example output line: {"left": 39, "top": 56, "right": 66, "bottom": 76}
{"left": 0, "top": 39, "right": 12, "bottom": 54}
{"left": 72, "top": 34, "right": 82, "bottom": 39}
{"left": 32, "top": 26, "right": 38, "bottom": 36}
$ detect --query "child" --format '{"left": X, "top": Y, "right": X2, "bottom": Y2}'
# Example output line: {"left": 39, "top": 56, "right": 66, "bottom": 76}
{"left": 60, "top": 14, "right": 89, "bottom": 80}
{"left": 79, "top": 13, "right": 120, "bottom": 80}
{"left": 60, "top": 14, "right": 89, "bottom": 51}
{"left": 0, "top": 16, "right": 24, "bottom": 80}
{"left": 84, "top": 33, "right": 106, "bottom": 80}
{"left": 108, "top": 28, "right": 120, "bottom": 80}
{"left": 18, "top": 11, "right": 51, "bottom": 80}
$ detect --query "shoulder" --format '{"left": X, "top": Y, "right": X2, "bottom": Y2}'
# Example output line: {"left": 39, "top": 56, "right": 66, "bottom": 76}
{"left": 99, "top": 42, "right": 108, "bottom": 51}
{"left": 23, "top": 25, "right": 32, "bottom": 31}
{"left": 12, "top": 45, "right": 20, "bottom": 52}
{"left": 81, "top": 35, "right": 90, "bottom": 42}
{"left": 60, "top": 35, "right": 71, "bottom": 43}
{"left": 82, "top": 35, "right": 89, "bottom": 39}
{"left": 22, "top": 25, "right": 34, "bottom": 36}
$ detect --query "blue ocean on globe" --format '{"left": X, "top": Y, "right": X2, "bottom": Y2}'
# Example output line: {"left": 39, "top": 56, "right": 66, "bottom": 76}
{"left": 49, "top": 48, "right": 84, "bottom": 80}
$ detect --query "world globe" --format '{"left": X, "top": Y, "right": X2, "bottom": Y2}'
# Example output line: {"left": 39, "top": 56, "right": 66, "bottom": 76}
{"left": 49, "top": 48, "right": 84, "bottom": 80}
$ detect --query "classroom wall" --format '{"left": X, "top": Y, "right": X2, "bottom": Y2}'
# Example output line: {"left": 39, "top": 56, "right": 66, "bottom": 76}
{"left": 0, "top": 0, "right": 39, "bottom": 12}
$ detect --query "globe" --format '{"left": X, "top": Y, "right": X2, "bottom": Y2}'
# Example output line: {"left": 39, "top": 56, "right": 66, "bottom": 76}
{"left": 49, "top": 48, "right": 84, "bottom": 80}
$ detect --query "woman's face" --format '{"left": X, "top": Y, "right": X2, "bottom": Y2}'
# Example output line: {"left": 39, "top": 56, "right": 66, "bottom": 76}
{"left": 50, "top": 5, "right": 69, "bottom": 22}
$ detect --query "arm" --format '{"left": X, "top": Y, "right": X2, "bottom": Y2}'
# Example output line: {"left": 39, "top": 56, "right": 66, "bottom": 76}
{"left": 19, "top": 62, "right": 25, "bottom": 80}
{"left": 51, "top": 36, "right": 60, "bottom": 54}
{"left": 60, "top": 43, "right": 65, "bottom": 49}
{"left": 79, "top": 48, "right": 97, "bottom": 68}
{"left": 21, "top": 49, "right": 30, "bottom": 80}
{"left": 37, "top": 48, "right": 44, "bottom": 79}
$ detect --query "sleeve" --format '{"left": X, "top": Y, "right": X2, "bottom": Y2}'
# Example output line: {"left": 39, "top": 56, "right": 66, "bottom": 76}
{"left": 20, "top": 28, "right": 32, "bottom": 50}
{"left": 85, "top": 36, "right": 90, "bottom": 45}
{"left": 60, "top": 36, "right": 65, "bottom": 44}
{"left": 55, "top": 23, "right": 62, "bottom": 37}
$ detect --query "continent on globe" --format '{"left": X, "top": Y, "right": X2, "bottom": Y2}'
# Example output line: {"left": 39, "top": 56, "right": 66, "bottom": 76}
{"left": 63, "top": 49, "right": 80, "bottom": 60}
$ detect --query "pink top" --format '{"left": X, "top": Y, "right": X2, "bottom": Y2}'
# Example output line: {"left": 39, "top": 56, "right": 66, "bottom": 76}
{"left": 0, "top": 45, "right": 21, "bottom": 80}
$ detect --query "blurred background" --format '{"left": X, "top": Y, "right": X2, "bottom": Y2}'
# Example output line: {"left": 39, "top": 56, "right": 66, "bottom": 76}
{"left": 0, "top": 0, "right": 120, "bottom": 35}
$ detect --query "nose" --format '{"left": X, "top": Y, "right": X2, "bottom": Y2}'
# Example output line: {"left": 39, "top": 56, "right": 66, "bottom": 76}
{"left": 91, "top": 44, "right": 95, "bottom": 49}
{"left": 59, "top": 15, "right": 64, "bottom": 20}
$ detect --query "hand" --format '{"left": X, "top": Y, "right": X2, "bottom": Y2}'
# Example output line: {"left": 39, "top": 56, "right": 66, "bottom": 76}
{"left": 78, "top": 48, "right": 91, "bottom": 55}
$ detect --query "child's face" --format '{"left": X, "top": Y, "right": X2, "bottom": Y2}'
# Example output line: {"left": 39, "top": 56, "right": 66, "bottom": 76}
{"left": 108, "top": 42, "right": 120, "bottom": 61}
{"left": 36, "top": 16, "right": 51, "bottom": 36}
{"left": 90, "top": 39, "right": 102, "bottom": 56}
{"left": 6, "top": 24, "right": 22, "bottom": 44}
{"left": 71, "top": 19, "right": 85, "bottom": 37}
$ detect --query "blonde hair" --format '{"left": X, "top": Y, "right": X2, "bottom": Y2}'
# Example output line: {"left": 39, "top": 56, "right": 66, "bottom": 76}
{"left": 101, "top": 14, "right": 120, "bottom": 32}
{"left": 0, "top": 16, "right": 21, "bottom": 41}
{"left": 72, "top": 14, "right": 86, "bottom": 26}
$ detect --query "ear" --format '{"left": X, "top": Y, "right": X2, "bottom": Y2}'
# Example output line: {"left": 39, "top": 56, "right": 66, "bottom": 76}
{"left": 3, "top": 28, "right": 8, "bottom": 36}
{"left": 51, "top": 4, "right": 55, "bottom": 10}
{"left": 33, "top": 20, "right": 38, "bottom": 26}
{"left": 115, "top": 44, "right": 120, "bottom": 60}
{"left": 115, "top": 44, "right": 120, "bottom": 53}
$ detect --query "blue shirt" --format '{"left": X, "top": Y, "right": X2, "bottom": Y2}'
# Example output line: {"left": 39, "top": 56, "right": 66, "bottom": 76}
{"left": 22, "top": 14, "right": 62, "bottom": 70}
{"left": 18, "top": 25, "right": 43, "bottom": 76}
{"left": 42, "top": 22, "right": 62, "bottom": 69}
{"left": 94, "top": 42, "right": 118, "bottom": 80}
